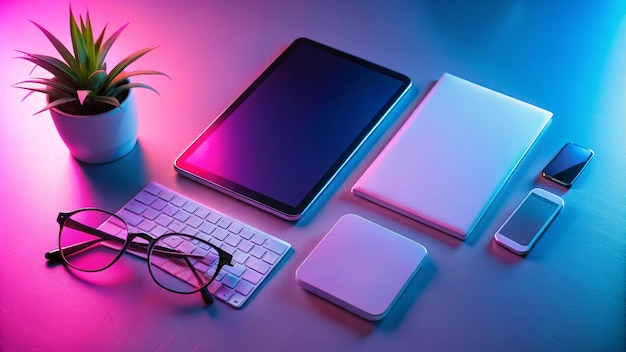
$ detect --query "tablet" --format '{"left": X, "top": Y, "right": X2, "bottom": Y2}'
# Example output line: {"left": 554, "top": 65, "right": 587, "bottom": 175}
{"left": 175, "top": 38, "right": 412, "bottom": 220}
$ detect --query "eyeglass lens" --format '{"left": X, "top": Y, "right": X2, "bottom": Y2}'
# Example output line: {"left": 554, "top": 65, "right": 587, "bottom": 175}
{"left": 149, "top": 233, "right": 222, "bottom": 294}
{"left": 60, "top": 210, "right": 128, "bottom": 272}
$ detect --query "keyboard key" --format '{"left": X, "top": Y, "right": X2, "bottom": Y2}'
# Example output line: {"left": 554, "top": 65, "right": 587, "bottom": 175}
{"left": 223, "top": 262, "right": 246, "bottom": 277}
{"left": 251, "top": 233, "right": 267, "bottom": 246}
{"left": 237, "top": 240, "right": 254, "bottom": 253}
{"left": 185, "top": 227, "right": 201, "bottom": 237}
{"left": 117, "top": 209, "right": 143, "bottom": 226}
{"left": 246, "top": 257, "right": 271, "bottom": 275}
{"left": 158, "top": 190, "right": 175, "bottom": 202}
{"left": 196, "top": 232, "right": 211, "bottom": 243}
{"left": 163, "top": 204, "right": 179, "bottom": 217}
{"left": 176, "top": 239, "right": 197, "bottom": 254}
{"left": 235, "top": 280, "right": 254, "bottom": 296}
{"left": 199, "top": 222, "right": 216, "bottom": 235}
{"left": 126, "top": 200, "right": 147, "bottom": 215}
{"left": 250, "top": 246, "right": 266, "bottom": 259}
{"left": 194, "top": 207, "right": 210, "bottom": 219}
{"left": 138, "top": 220, "right": 156, "bottom": 232}
{"left": 99, "top": 220, "right": 126, "bottom": 237}
{"left": 136, "top": 192, "right": 156, "bottom": 206}
{"left": 262, "top": 251, "right": 279, "bottom": 265}
{"left": 220, "top": 243, "right": 236, "bottom": 256}
{"left": 233, "top": 251, "right": 249, "bottom": 264}
{"left": 171, "top": 195, "right": 186, "bottom": 207}
{"left": 212, "top": 228, "right": 228, "bottom": 241}
{"left": 228, "top": 222, "right": 243, "bottom": 234}
{"left": 242, "top": 268, "right": 262, "bottom": 285}
{"left": 144, "top": 183, "right": 162, "bottom": 195}
{"left": 162, "top": 260, "right": 183, "bottom": 276}
{"left": 208, "top": 281, "right": 221, "bottom": 295}
{"left": 143, "top": 207, "right": 160, "bottom": 220}
{"left": 217, "top": 218, "right": 232, "bottom": 229}
{"left": 168, "top": 220, "right": 185, "bottom": 233}
{"left": 221, "top": 273, "right": 240, "bottom": 289}
{"left": 182, "top": 201, "right": 198, "bottom": 214}
{"left": 162, "top": 235, "right": 184, "bottom": 248}
{"left": 215, "top": 286, "right": 234, "bottom": 301}
{"left": 151, "top": 198, "right": 168, "bottom": 211}
{"left": 265, "top": 238, "right": 288, "bottom": 255}
{"left": 206, "top": 212, "right": 221, "bottom": 224}
{"left": 155, "top": 214, "right": 172, "bottom": 227}
{"left": 186, "top": 215, "right": 203, "bottom": 229}
{"left": 176, "top": 267, "right": 195, "bottom": 283}
{"left": 151, "top": 225, "right": 169, "bottom": 237}
{"left": 173, "top": 210, "right": 191, "bottom": 223}
{"left": 209, "top": 237, "right": 222, "bottom": 248}
{"left": 224, "top": 234, "right": 241, "bottom": 247}
{"left": 149, "top": 252, "right": 168, "bottom": 267}
{"left": 193, "top": 260, "right": 211, "bottom": 273}
{"left": 228, "top": 293, "right": 246, "bottom": 308}
{"left": 240, "top": 229, "right": 255, "bottom": 240}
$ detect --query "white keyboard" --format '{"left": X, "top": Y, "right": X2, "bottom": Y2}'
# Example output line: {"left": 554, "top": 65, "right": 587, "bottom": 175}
{"left": 115, "top": 182, "right": 291, "bottom": 308}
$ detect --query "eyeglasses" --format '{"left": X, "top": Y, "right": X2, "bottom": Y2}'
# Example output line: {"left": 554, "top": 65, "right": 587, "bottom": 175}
{"left": 45, "top": 208, "right": 234, "bottom": 305}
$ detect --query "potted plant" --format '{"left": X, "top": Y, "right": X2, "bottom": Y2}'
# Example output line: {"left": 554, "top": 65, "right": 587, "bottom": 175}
{"left": 14, "top": 7, "right": 167, "bottom": 164}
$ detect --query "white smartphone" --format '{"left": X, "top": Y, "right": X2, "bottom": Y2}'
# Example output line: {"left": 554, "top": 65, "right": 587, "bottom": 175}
{"left": 494, "top": 188, "right": 564, "bottom": 255}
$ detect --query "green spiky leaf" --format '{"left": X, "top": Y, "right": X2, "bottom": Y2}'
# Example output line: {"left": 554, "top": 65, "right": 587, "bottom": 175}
{"left": 15, "top": 78, "right": 77, "bottom": 96}
{"left": 69, "top": 7, "right": 89, "bottom": 73}
{"left": 110, "top": 82, "right": 160, "bottom": 97}
{"left": 97, "top": 22, "right": 129, "bottom": 68}
{"left": 89, "top": 95, "right": 121, "bottom": 109}
{"left": 108, "top": 70, "right": 169, "bottom": 90}
{"left": 104, "top": 46, "right": 159, "bottom": 88}
{"left": 34, "top": 97, "right": 77, "bottom": 115}
{"left": 87, "top": 70, "right": 107, "bottom": 92}
{"left": 17, "top": 52, "right": 78, "bottom": 83}
{"left": 29, "top": 20, "right": 78, "bottom": 72}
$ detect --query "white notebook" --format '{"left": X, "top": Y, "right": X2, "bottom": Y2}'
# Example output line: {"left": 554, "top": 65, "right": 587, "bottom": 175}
{"left": 352, "top": 73, "right": 553, "bottom": 240}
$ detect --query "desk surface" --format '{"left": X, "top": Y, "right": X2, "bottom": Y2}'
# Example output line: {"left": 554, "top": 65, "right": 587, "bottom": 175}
{"left": 1, "top": 1, "right": 624, "bottom": 351}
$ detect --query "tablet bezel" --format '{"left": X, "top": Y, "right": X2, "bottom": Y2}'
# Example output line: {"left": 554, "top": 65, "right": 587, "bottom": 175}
{"left": 174, "top": 38, "right": 411, "bottom": 220}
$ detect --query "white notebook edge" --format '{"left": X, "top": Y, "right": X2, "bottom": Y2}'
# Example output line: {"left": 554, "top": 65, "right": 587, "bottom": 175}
{"left": 352, "top": 73, "right": 553, "bottom": 240}
{"left": 352, "top": 74, "right": 455, "bottom": 235}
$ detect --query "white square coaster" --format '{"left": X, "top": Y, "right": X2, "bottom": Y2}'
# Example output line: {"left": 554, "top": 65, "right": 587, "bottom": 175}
{"left": 296, "top": 214, "right": 427, "bottom": 320}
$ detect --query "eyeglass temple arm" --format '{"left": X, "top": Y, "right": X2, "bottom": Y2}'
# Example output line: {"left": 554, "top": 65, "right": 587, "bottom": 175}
{"left": 45, "top": 217, "right": 202, "bottom": 261}
{"left": 45, "top": 237, "right": 191, "bottom": 261}
{"left": 198, "top": 251, "right": 234, "bottom": 305}
{"left": 183, "top": 252, "right": 233, "bottom": 305}
{"left": 61, "top": 218, "right": 203, "bottom": 257}
{"left": 45, "top": 238, "right": 103, "bottom": 262}
{"left": 180, "top": 256, "right": 215, "bottom": 305}
{"left": 45, "top": 216, "right": 128, "bottom": 262}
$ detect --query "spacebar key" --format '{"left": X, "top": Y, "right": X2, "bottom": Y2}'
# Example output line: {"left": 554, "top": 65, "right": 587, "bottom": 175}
{"left": 246, "top": 258, "right": 271, "bottom": 275}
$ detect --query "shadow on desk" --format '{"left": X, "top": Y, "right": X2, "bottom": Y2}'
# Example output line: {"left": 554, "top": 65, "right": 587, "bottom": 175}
{"left": 377, "top": 255, "right": 437, "bottom": 331}
{"left": 66, "top": 141, "right": 150, "bottom": 208}
{"left": 299, "top": 255, "right": 436, "bottom": 335}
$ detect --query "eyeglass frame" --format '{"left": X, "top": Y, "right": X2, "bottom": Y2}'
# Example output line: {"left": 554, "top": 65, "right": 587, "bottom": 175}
{"left": 45, "top": 208, "right": 234, "bottom": 305}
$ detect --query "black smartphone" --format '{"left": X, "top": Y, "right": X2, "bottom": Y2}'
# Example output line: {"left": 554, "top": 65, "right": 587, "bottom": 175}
{"left": 542, "top": 143, "right": 594, "bottom": 187}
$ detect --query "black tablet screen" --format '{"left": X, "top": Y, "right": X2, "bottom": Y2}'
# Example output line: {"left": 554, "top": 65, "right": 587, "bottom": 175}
{"left": 175, "top": 38, "right": 411, "bottom": 219}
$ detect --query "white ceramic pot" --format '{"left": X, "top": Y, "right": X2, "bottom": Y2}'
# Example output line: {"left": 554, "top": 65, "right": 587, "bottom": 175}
{"left": 49, "top": 90, "right": 139, "bottom": 164}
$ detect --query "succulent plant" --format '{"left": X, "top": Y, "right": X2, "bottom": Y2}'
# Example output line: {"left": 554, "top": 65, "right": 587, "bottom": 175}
{"left": 15, "top": 7, "right": 167, "bottom": 115}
